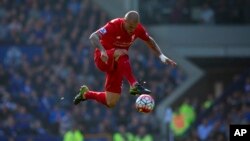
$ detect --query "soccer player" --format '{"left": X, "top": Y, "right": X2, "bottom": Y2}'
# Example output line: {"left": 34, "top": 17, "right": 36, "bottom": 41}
{"left": 74, "top": 11, "right": 176, "bottom": 108}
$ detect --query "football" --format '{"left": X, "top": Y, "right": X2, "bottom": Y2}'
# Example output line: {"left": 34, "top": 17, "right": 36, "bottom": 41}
{"left": 135, "top": 94, "right": 155, "bottom": 113}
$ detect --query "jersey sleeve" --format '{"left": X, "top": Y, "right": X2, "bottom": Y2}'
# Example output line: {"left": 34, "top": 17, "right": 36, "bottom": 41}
{"left": 97, "top": 19, "right": 116, "bottom": 39}
{"left": 137, "top": 24, "right": 150, "bottom": 41}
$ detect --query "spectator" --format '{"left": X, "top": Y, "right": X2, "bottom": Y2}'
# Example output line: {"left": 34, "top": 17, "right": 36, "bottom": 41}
{"left": 215, "top": 0, "right": 230, "bottom": 24}
{"left": 4, "top": 47, "right": 22, "bottom": 68}
{"left": 197, "top": 118, "right": 215, "bottom": 140}
{"left": 113, "top": 124, "right": 134, "bottom": 141}
{"left": 244, "top": 77, "right": 250, "bottom": 93}
{"left": 169, "top": 0, "right": 190, "bottom": 23}
{"left": 134, "top": 126, "right": 153, "bottom": 141}
{"left": 200, "top": 2, "right": 215, "bottom": 24}
{"left": 63, "top": 125, "right": 84, "bottom": 141}
{"left": 30, "top": 120, "right": 47, "bottom": 135}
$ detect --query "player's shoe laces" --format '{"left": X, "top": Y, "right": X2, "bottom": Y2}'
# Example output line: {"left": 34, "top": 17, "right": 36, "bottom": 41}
{"left": 130, "top": 83, "right": 151, "bottom": 95}
{"left": 73, "top": 85, "right": 89, "bottom": 105}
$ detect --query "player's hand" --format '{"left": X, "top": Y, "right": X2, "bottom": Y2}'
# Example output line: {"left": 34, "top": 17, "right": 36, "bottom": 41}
{"left": 159, "top": 54, "right": 177, "bottom": 67}
{"left": 100, "top": 50, "right": 108, "bottom": 63}
{"left": 114, "top": 49, "right": 128, "bottom": 61}
{"left": 166, "top": 58, "right": 177, "bottom": 67}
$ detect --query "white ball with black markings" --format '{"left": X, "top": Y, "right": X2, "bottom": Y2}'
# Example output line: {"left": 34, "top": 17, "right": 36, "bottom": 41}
{"left": 135, "top": 94, "right": 154, "bottom": 113}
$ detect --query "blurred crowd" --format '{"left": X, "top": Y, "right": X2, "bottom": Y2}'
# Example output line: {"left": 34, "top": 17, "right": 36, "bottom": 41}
{"left": 170, "top": 72, "right": 250, "bottom": 141}
{"left": 0, "top": 0, "right": 186, "bottom": 140}
{"left": 139, "top": 0, "right": 250, "bottom": 25}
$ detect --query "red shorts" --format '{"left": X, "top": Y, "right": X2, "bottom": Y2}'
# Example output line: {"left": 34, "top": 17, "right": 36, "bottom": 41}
{"left": 94, "top": 48, "right": 128, "bottom": 93}
{"left": 94, "top": 48, "right": 115, "bottom": 72}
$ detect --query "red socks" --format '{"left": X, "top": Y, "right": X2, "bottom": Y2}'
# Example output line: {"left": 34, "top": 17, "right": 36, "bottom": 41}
{"left": 117, "top": 56, "right": 137, "bottom": 86}
{"left": 85, "top": 91, "right": 108, "bottom": 107}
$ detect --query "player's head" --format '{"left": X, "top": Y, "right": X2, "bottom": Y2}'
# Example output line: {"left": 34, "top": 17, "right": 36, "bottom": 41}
{"left": 124, "top": 11, "right": 140, "bottom": 34}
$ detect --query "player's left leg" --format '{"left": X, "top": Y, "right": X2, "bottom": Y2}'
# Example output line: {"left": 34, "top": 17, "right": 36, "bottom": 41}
{"left": 73, "top": 85, "right": 89, "bottom": 105}
{"left": 116, "top": 54, "right": 137, "bottom": 86}
{"left": 116, "top": 55, "right": 151, "bottom": 95}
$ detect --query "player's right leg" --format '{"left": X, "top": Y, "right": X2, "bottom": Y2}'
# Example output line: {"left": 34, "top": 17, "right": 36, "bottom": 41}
{"left": 73, "top": 86, "right": 120, "bottom": 108}
{"left": 104, "top": 91, "right": 120, "bottom": 108}
{"left": 73, "top": 85, "right": 89, "bottom": 105}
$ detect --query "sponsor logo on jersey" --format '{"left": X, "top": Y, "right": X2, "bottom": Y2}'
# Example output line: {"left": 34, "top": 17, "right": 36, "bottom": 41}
{"left": 99, "top": 27, "right": 107, "bottom": 34}
{"left": 113, "top": 41, "right": 132, "bottom": 47}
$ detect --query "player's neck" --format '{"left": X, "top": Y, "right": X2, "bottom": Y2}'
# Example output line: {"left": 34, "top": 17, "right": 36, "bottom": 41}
{"left": 122, "top": 21, "right": 133, "bottom": 35}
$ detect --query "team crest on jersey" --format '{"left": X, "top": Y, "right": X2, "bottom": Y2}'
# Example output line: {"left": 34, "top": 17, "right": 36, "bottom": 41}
{"left": 99, "top": 27, "right": 107, "bottom": 34}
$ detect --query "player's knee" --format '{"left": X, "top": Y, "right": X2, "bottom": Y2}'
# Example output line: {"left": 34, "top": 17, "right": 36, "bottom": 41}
{"left": 105, "top": 91, "right": 120, "bottom": 108}
{"left": 106, "top": 100, "right": 117, "bottom": 108}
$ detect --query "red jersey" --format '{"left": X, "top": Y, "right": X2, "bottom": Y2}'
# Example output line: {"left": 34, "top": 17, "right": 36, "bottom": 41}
{"left": 97, "top": 18, "right": 150, "bottom": 50}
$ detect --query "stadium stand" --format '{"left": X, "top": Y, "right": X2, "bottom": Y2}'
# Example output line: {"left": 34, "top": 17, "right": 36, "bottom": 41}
{"left": 139, "top": 0, "right": 250, "bottom": 25}
{"left": 184, "top": 70, "right": 250, "bottom": 141}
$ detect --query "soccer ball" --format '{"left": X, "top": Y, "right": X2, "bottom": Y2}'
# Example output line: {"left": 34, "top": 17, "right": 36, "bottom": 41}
{"left": 135, "top": 94, "right": 155, "bottom": 113}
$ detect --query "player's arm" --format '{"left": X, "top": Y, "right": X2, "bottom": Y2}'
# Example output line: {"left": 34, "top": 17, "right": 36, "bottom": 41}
{"left": 89, "top": 31, "right": 108, "bottom": 63}
{"left": 144, "top": 36, "right": 162, "bottom": 56}
{"left": 138, "top": 24, "right": 176, "bottom": 66}
{"left": 144, "top": 36, "right": 177, "bottom": 67}
{"left": 89, "top": 31, "right": 105, "bottom": 51}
